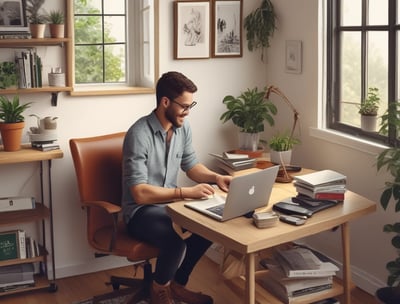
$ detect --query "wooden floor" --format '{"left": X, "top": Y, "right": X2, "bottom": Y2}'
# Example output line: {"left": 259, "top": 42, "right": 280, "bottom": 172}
{"left": 0, "top": 256, "right": 382, "bottom": 304}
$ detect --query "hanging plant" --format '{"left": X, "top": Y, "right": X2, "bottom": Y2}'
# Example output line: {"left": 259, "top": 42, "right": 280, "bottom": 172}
{"left": 244, "top": 0, "right": 277, "bottom": 61}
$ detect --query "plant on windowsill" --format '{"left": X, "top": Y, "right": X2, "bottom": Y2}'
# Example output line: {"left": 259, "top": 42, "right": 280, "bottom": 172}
{"left": 244, "top": 0, "right": 277, "bottom": 61}
{"left": 220, "top": 87, "right": 277, "bottom": 153}
{"left": 25, "top": 0, "right": 47, "bottom": 38}
{"left": 375, "top": 101, "right": 400, "bottom": 303}
{"left": 0, "top": 95, "right": 32, "bottom": 151}
{"left": 358, "top": 87, "right": 380, "bottom": 132}
{"left": 46, "top": 10, "right": 65, "bottom": 38}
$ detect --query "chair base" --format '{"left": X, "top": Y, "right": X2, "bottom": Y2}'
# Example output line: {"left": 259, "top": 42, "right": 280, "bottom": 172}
{"left": 107, "top": 260, "right": 153, "bottom": 302}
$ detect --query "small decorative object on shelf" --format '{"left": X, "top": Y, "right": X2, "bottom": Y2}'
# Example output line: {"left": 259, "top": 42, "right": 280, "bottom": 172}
{"left": 28, "top": 114, "right": 59, "bottom": 151}
{"left": 48, "top": 67, "right": 65, "bottom": 87}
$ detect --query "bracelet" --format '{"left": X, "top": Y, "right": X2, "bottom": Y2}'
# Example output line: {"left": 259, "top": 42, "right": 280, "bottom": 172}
{"left": 174, "top": 187, "right": 179, "bottom": 200}
{"left": 179, "top": 187, "right": 183, "bottom": 199}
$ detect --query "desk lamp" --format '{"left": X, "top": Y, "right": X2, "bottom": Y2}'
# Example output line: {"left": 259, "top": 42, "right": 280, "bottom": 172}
{"left": 265, "top": 85, "right": 300, "bottom": 183}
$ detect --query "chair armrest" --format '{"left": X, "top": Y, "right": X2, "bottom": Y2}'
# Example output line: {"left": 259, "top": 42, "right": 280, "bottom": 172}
{"left": 82, "top": 200, "right": 121, "bottom": 214}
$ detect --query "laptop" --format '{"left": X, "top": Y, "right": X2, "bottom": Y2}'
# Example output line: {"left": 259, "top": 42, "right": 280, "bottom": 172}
{"left": 184, "top": 166, "right": 279, "bottom": 221}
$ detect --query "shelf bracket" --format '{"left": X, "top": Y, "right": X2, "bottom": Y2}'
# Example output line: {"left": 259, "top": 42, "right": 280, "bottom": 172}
{"left": 51, "top": 92, "right": 59, "bottom": 106}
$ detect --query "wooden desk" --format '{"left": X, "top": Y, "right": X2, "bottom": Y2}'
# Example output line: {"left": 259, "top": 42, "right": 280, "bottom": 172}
{"left": 167, "top": 175, "right": 376, "bottom": 304}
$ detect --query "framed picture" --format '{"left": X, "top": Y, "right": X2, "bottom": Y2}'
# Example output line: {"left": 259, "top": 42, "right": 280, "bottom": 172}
{"left": 212, "top": 0, "right": 242, "bottom": 57}
{"left": 285, "top": 40, "right": 302, "bottom": 74}
{"left": 0, "top": 0, "right": 28, "bottom": 32}
{"left": 174, "top": 1, "right": 211, "bottom": 59}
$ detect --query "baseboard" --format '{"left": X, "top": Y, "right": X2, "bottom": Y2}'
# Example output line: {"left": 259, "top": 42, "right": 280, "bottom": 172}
{"left": 51, "top": 255, "right": 133, "bottom": 279}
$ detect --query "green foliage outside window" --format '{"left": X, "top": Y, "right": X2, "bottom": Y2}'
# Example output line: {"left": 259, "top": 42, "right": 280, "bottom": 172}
{"left": 74, "top": 0, "right": 124, "bottom": 84}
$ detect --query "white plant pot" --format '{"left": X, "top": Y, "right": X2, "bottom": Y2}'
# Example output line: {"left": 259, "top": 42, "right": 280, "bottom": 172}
{"left": 238, "top": 132, "right": 260, "bottom": 151}
{"left": 270, "top": 150, "right": 292, "bottom": 165}
{"left": 361, "top": 115, "right": 378, "bottom": 132}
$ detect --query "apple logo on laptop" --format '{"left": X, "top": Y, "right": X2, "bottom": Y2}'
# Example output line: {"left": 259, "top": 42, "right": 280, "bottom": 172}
{"left": 248, "top": 185, "right": 255, "bottom": 196}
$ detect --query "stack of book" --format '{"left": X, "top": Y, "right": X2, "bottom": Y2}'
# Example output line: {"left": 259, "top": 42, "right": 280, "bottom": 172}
{"left": 14, "top": 48, "right": 43, "bottom": 89}
{"left": 0, "top": 263, "right": 35, "bottom": 292}
{"left": 293, "top": 170, "right": 347, "bottom": 201}
{"left": 0, "top": 229, "right": 41, "bottom": 261}
{"left": 31, "top": 141, "right": 60, "bottom": 152}
{"left": 259, "top": 246, "right": 339, "bottom": 303}
{"left": 209, "top": 152, "right": 256, "bottom": 171}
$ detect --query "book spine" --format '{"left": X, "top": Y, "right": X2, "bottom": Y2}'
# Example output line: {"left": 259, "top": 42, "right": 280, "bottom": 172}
{"left": 17, "top": 230, "right": 26, "bottom": 259}
{"left": 290, "top": 283, "right": 333, "bottom": 297}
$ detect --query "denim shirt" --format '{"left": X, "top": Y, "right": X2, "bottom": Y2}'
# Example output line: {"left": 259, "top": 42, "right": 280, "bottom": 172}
{"left": 121, "top": 111, "right": 198, "bottom": 223}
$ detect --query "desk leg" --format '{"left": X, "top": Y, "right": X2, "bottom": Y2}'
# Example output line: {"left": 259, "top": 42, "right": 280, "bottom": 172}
{"left": 245, "top": 252, "right": 256, "bottom": 304}
{"left": 341, "top": 222, "right": 351, "bottom": 304}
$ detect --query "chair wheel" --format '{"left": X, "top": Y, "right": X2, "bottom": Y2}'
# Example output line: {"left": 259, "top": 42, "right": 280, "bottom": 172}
{"left": 112, "top": 283, "right": 120, "bottom": 290}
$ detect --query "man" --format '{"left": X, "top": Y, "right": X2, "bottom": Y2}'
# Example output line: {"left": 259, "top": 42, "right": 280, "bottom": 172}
{"left": 122, "top": 71, "right": 232, "bottom": 304}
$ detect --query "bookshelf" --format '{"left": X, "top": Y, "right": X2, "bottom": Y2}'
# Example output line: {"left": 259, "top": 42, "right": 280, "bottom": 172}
{"left": 0, "top": 1, "right": 72, "bottom": 106}
{"left": 0, "top": 147, "right": 63, "bottom": 296}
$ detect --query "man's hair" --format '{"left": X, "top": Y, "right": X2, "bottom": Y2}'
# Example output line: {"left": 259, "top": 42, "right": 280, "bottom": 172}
{"left": 156, "top": 71, "right": 197, "bottom": 106}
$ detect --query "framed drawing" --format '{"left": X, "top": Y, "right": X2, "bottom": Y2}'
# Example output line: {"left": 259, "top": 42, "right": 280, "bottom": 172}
{"left": 174, "top": 1, "right": 211, "bottom": 59}
{"left": 0, "top": 0, "right": 29, "bottom": 32}
{"left": 285, "top": 40, "right": 302, "bottom": 74}
{"left": 212, "top": 0, "right": 242, "bottom": 57}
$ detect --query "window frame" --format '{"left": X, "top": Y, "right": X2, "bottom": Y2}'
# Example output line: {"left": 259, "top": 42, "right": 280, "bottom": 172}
{"left": 326, "top": 0, "right": 398, "bottom": 146}
{"left": 67, "top": 0, "right": 159, "bottom": 97}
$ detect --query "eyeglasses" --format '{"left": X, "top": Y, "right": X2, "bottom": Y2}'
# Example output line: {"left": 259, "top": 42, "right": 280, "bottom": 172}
{"left": 171, "top": 99, "right": 197, "bottom": 112}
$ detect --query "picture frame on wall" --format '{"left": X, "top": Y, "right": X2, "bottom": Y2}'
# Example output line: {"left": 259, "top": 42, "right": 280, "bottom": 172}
{"left": 174, "top": 1, "right": 211, "bottom": 59}
{"left": 0, "top": 0, "right": 29, "bottom": 33}
{"left": 285, "top": 40, "right": 302, "bottom": 74}
{"left": 212, "top": 0, "right": 242, "bottom": 58}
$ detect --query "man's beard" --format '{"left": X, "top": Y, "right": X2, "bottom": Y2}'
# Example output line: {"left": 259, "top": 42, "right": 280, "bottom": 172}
{"left": 166, "top": 106, "right": 184, "bottom": 128}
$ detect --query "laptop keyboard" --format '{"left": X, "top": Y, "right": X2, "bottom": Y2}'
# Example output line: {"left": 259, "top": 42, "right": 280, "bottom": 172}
{"left": 206, "top": 204, "right": 225, "bottom": 216}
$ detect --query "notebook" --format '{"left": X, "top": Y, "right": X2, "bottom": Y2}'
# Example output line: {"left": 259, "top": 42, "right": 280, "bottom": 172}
{"left": 184, "top": 166, "right": 279, "bottom": 221}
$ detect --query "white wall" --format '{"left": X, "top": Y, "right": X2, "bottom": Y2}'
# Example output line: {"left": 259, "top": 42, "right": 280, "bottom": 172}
{"left": 0, "top": 0, "right": 392, "bottom": 297}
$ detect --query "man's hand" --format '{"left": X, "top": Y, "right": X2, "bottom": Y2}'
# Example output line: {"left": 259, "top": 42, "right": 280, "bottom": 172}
{"left": 215, "top": 174, "right": 232, "bottom": 192}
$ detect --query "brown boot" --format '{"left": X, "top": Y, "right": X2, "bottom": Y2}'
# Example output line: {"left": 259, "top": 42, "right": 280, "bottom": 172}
{"left": 170, "top": 281, "right": 213, "bottom": 304}
{"left": 151, "top": 281, "right": 174, "bottom": 304}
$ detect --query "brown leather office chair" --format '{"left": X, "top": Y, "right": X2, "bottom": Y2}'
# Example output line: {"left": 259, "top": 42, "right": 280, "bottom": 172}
{"left": 69, "top": 132, "right": 159, "bottom": 301}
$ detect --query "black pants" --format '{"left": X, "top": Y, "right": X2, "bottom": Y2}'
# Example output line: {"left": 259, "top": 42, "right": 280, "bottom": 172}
{"left": 126, "top": 204, "right": 212, "bottom": 285}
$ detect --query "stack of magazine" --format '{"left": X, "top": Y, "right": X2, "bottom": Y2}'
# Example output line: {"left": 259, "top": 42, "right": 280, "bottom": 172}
{"left": 259, "top": 246, "right": 339, "bottom": 303}
{"left": 293, "top": 170, "right": 347, "bottom": 201}
{"left": 209, "top": 152, "right": 256, "bottom": 171}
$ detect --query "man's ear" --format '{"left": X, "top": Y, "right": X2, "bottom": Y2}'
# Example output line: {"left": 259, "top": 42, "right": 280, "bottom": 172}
{"left": 161, "top": 96, "right": 170, "bottom": 108}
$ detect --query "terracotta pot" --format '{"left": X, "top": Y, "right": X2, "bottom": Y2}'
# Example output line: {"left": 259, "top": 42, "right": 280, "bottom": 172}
{"left": 0, "top": 122, "right": 25, "bottom": 151}
{"left": 49, "top": 24, "right": 65, "bottom": 38}
{"left": 29, "top": 24, "right": 46, "bottom": 38}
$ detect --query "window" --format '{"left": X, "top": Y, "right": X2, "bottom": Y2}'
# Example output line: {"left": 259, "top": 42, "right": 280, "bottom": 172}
{"left": 70, "top": 0, "right": 158, "bottom": 95}
{"left": 326, "top": 0, "right": 399, "bottom": 146}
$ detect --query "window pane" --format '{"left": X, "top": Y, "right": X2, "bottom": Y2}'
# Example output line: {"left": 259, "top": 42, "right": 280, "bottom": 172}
{"left": 367, "top": 31, "right": 388, "bottom": 116}
{"left": 105, "top": 44, "right": 125, "bottom": 82}
{"left": 104, "top": 0, "right": 125, "bottom": 14}
{"left": 340, "top": 32, "right": 361, "bottom": 126}
{"left": 104, "top": 16, "right": 126, "bottom": 43}
{"left": 75, "top": 16, "right": 103, "bottom": 44}
{"left": 75, "top": 45, "right": 104, "bottom": 83}
{"left": 74, "top": 0, "right": 101, "bottom": 14}
{"left": 368, "top": 0, "right": 388, "bottom": 25}
{"left": 341, "top": 0, "right": 361, "bottom": 26}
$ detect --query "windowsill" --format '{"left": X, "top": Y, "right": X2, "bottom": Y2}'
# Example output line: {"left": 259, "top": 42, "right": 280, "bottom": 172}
{"left": 309, "top": 127, "right": 387, "bottom": 155}
{"left": 69, "top": 85, "right": 155, "bottom": 97}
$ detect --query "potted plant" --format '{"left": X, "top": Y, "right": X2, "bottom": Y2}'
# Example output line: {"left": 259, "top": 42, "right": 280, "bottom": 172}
{"left": 359, "top": 87, "right": 380, "bottom": 132}
{"left": 46, "top": 10, "right": 64, "bottom": 38}
{"left": 25, "top": 0, "right": 47, "bottom": 38}
{"left": 268, "top": 132, "right": 300, "bottom": 165}
{"left": 0, "top": 95, "right": 32, "bottom": 151}
{"left": 0, "top": 62, "right": 17, "bottom": 89}
{"left": 243, "top": 0, "right": 277, "bottom": 61}
{"left": 375, "top": 101, "right": 400, "bottom": 303}
{"left": 220, "top": 87, "right": 277, "bottom": 152}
